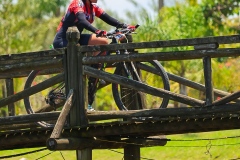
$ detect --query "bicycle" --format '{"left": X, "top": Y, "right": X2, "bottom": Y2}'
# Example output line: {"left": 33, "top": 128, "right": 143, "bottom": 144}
{"left": 24, "top": 25, "right": 170, "bottom": 127}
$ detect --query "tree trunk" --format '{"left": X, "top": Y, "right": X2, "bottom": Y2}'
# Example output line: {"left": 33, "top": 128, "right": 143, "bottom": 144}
{"left": 159, "top": 0, "right": 164, "bottom": 11}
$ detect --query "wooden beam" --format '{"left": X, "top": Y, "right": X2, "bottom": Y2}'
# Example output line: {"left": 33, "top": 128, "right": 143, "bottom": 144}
{"left": 50, "top": 89, "right": 73, "bottom": 139}
{"left": 0, "top": 73, "right": 64, "bottom": 108}
{"left": 84, "top": 66, "right": 205, "bottom": 107}
{"left": 0, "top": 58, "right": 62, "bottom": 73}
{"left": 79, "top": 35, "right": 240, "bottom": 52}
{"left": 65, "top": 26, "right": 90, "bottom": 160}
{"left": 137, "top": 63, "right": 240, "bottom": 102}
{"left": 87, "top": 104, "right": 240, "bottom": 121}
{"left": 82, "top": 48, "right": 240, "bottom": 65}
{"left": 0, "top": 104, "right": 239, "bottom": 126}
{"left": 0, "top": 48, "right": 64, "bottom": 61}
{"left": 1, "top": 114, "right": 240, "bottom": 150}
{"left": 47, "top": 137, "right": 167, "bottom": 151}
{"left": 203, "top": 57, "right": 214, "bottom": 105}
{"left": 209, "top": 91, "right": 240, "bottom": 106}
{"left": 5, "top": 78, "right": 15, "bottom": 116}
{"left": 0, "top": 112, "right": 59, "bottom": 125}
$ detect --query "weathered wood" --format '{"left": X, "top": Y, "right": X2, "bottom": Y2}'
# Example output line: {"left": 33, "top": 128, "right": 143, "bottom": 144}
{"left": 0, "top": 73, "right": 64, "bottom": 108}
{"left": 137, "top": 62, "right": 240, "bottom": 102}
{"left": 203, "top": 57, "right": 214, "bottom": 105}
{"left": 1, "top": 114, "right": 240, "bottom": 150}
{"left": 0, "top": 71, "right": 31, "bottom": 79}
{"left": 0, "top": 131, "right": 49, "bottom": 150}
{"left": 46, "top": 137, "right": 166, "bottom": 151}
{"left": 0, "top": 58, "right": 62, "bottom": 73}
{"left": 82, "top": 48, "right": 240, "bottom": 64}
{"left": 35, "top": 100, "right": 64, "bottom": 113}
{"left": 0, "top": 68, "right": 62, "bottom": 79}
{"left": 87, "top": 104, "right": 240, "bottom": 121}
{"left": 65, "top": 26, "right": 90, "bottom": 160}
{"left": 50, "top": 89, "right": 73, "bottom": 139}
{"left": 0, "top": 48, "right": 65, "bottom": 61}
{"left": 5, "top": 78, "right": 15, "bottom": 116}
{"left": 0, "top": 104, "right": 239, "bottom": 126}
{"left": 124, "top": 145, "right": 140, "bottom": 160}
{"left": 79, "top": 115, "right": 240, "bottom": 138}
{"left": 0, "top": 123, "right": 39, "bottom": 131}
{"left": 0, "top": 55, "right": 63, "bottom": 66}
{"left": 84, "top": 66, "right": 205, "bottom": 107}
{"left": 209, "top": 91, "right": 240, "bottom": 106}
{"left": 194, "top": 43, "right": 219, "bottom": 50}
{"left": 65, "top": 26, "right": 88, "bottom": 127}
{"left": 79, "top": 35, "right": 240, "bottom": 52}
{"left": 0, "top": 112, "right": 59, "bottom": 125}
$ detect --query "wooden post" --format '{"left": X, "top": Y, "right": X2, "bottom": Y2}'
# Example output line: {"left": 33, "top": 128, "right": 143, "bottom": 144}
{"left": 50, "top": 89, "right": 74, "bottom": 139}
{"left": 203, "top": 56, "right": 214, "bottom": 105}
{"left": 65, "top": 27, "right": 90, "bottom": 160}
{"left": 5, "top": 78, "right": 15, "bottom": 116}
{"left": 122, "top": 60, "right": 141, "bottom": 160}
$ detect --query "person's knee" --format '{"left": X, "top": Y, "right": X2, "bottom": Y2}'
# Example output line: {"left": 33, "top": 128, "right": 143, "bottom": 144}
{"left": 88, "top": 34, "right": 108, "bottom": 45}
{"left": 99, "top": 38, "right": 108, "bottom": 45}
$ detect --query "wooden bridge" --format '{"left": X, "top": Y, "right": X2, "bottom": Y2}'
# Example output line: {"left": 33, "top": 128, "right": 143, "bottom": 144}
{"left": 0, "top": 28, "right": 240, "bottom": 160}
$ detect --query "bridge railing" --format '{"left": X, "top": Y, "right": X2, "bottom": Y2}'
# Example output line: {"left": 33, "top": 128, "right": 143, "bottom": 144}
{"left": 0, "top": 28, "right": 240, "bottom": 126}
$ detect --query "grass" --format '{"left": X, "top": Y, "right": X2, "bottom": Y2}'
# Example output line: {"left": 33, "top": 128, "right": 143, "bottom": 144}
{"left": 1, "top": 129, "right": 240, "bottom": 160}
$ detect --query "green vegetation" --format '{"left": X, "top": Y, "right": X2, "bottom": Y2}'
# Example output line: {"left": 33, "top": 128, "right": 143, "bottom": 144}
{"left": 1, "top": 129, "right": 240, "bottom": 159}
{"left": 0, "top": 0, "right": 240, "bottom": 159}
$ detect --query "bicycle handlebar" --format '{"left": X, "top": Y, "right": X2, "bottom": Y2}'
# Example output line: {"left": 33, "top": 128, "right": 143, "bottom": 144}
{"left": 106, "top": 24, "right": 140, "bottom": 39}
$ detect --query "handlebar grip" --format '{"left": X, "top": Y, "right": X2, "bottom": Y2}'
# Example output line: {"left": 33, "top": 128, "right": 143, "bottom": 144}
{"left": 135, "top": 24, "right": 140, "bottom": 28}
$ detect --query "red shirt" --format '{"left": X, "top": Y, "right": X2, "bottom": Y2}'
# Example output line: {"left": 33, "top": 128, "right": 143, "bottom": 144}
{"left": 57, "top": 0, "right": 104, "bottom": 31}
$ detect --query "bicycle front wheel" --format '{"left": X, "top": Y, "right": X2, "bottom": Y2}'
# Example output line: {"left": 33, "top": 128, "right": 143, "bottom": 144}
{"left": 112, "top": 60, "right": 170, "bottom": 110}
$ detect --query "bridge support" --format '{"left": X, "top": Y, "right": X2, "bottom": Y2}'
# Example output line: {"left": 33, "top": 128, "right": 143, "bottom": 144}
{"left": 65, "top": 27, "right": 90, "bottom": 160}
{"left": 203, "top": 56, "right": 214, "bottom": 105}
{"left": 5, "top": 78, "right": 15, "bottom": 116}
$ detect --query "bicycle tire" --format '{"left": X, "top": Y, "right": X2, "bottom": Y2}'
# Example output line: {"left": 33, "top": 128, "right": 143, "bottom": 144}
{"left": 24, "top": 70, "right": 64, "bottom": 128}
{"left": 112, "top": 60, "right": 170, "bottom": 110}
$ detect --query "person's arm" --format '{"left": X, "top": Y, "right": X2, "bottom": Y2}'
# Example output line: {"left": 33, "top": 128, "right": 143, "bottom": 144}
{"left": 99, "top": 12, "right": 126, "bottom": 28}
{"left": 76, "top": 12, "right": 98, "bottom": 33}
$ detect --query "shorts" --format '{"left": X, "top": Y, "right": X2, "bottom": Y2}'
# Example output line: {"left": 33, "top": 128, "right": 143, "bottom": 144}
{"left": 53, "top": 34, "right": 92, "bottom": 49}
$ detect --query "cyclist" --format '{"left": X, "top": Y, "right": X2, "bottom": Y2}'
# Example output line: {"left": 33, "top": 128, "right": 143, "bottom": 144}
{"left": 52, "top": 0, "right": 136, "bottom": 110}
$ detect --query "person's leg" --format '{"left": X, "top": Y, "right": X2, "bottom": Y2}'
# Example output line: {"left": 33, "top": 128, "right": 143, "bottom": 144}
{"left": 87, "top": 34, "right": 108, "bottom": 56}
{"left": 79, "top": 34, "right": 108, "bottom": 109}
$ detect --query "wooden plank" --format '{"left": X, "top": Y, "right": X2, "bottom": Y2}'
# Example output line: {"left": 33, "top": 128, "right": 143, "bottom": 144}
{"left": 209, "top": 91, "right": 240, "bottom": 106}
{"left": 137, "top": 63, "right": 240, "bottom": 102}
{"left": 124, "top": 145, "right": 140, "bottom": 160}
{"left": 194, "top": 43, "right": 219, "bottom": 50}
{"left": 50, "top": 89, "right": 73, "bottom": 139}
{"left": 0, "top": 48, "right": 65, "bottom": 61}
{"left": 0, "top": 35, "right": 239, "bottom": 61}
{"left": 84, "top": 66, "right": 205, "bottom": 107}
{"left": 0, "top": 123, "right": 39, "bottom": 131}
{"left": 65, "top": 26, "right": 90, "bottom": 160}
{"left": 1, "top": 114, "right": 240, "bottom": 150}
{"left": 5, "top": 79, "right": 15, "bottom": 116}
{"left": 79, "top": 35, "right": 240, "bottom": 52}
{"left": 65, "top": 27, "right": 88, "bottom": 127}
{"left": 79, "top": 115, "right": 240, "bottom": 138}
{"left": 87, "top": 104, "right": 240, "bottom": 121}
{"left": 0, "top": 104, "right": 239, "bottom": 126}
{"left": 82, "top": 48, "right": 240, "bottom": 65}
{"left": 0, "top": 58, "right": 62, "bottom": 73}
{"left": 0, "top": 112, "right": 59, "bottom": 125}
{"left": 46, "top": 137, "right": 166, "bottom": 151}
{"left": 203, "top": 57, "right": 214, "bottom": 105}
{"left": 0, "top": 73, "right": 64, "bottom": 108}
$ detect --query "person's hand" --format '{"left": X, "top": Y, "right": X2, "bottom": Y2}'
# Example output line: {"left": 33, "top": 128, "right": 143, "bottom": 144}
{"left": 126, "top": 25, "right": 136, "bottom": 32}
{"left": 121, "top": 24, "right": 136, "bottom": 31}
{"left": 95, "top": 30, "right": 107, "bottom": 37}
